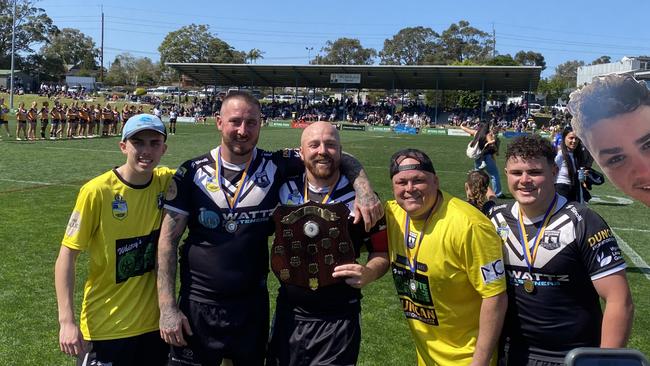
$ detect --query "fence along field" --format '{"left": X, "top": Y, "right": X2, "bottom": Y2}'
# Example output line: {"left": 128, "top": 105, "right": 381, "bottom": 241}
{"left": 0, "top": 121, "right": 648, "bottom": 364}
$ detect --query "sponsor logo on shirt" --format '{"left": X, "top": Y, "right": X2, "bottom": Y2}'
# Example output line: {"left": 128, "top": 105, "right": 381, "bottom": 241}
{"left": 587, "top": 228, "right": 614, "bottom": 248}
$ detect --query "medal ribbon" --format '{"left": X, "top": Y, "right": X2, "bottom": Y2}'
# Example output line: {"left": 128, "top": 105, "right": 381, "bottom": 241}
{"left": 216, "top": 147, "right": 254, "bottom": 211}
{"left": 303, "top": 173, "right": 341, "bottom": 204}
{"left": 402, "top": 193, "right": 441, "bottom": 276}
{"left": 516, "top": 194, "right": 558, "bottom": 272}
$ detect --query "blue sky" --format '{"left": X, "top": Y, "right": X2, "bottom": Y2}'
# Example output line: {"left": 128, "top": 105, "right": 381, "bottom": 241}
{"left": 40, "top": 0, "right": 650, "bottom": 78}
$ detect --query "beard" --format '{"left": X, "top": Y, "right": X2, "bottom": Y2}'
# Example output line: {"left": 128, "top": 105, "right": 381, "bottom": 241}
{"left": 305, "top": 155, "right": 340, "bottom": 180}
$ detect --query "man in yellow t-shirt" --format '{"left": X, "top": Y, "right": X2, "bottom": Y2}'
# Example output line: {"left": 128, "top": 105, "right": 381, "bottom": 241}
{"left": 385, "top": 148, "right": 507, "bottom": 366}
{"left": 54, "top": 114, "right": 173, "bottom": 366}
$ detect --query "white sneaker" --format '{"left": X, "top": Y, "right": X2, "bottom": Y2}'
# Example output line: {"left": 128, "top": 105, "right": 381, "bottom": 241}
{"left": 477, "top": 161, "right": 487, "bottom": 170}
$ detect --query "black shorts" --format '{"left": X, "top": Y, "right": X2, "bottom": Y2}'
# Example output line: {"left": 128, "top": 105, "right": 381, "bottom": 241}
{"left": 77, "top": 330, "right": 168, "bottom": 366}
{"left": 169, "top": 290, "right": 269, "bottom": 366}
{"left": 266, "top": 303, "right": 361, "bottom": 366}
{"left": 0, "top": 119, "right": 7, "bottom": 125}
{"left": 41, "top": 119, "right": 49, "bottom": 125}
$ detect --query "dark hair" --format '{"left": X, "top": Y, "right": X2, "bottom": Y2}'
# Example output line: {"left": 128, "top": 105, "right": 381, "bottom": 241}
{"left": 389, "top": 148, "right": 436, "bottom": 178}
{"left": 470, "top": 122, "right": 490, "bottom": 149}
{"left": 569, "top": 74, "right": 650, "bottom": 139}
{"left": 559, "top": 127, "right": 582, "bottom": 186}
{"left": 466, "top": 170, "right": 490, "bottom": 209}
{"left": 505, "top": 134, "right": 555, "bottom": 166}
{"left": 221, "top": 91, "right": 261, "bottom": 114}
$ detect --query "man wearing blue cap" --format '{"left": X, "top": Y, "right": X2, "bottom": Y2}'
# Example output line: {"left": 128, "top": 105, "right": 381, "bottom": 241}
{"left": 55, "top": 114, "right": 172, "bottom": 365}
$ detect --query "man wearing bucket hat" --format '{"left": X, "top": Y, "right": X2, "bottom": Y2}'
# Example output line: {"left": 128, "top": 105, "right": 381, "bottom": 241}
{"left": 55, "top": 114, "right": 173, "bottom": 365}
{"left": 384, "top": 148, "right": 507, "bottom": 366}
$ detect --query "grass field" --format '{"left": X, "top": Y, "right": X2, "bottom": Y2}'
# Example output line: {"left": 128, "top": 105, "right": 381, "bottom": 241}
{"left": 0, "top": 104, "right": 649, "bottom": 365}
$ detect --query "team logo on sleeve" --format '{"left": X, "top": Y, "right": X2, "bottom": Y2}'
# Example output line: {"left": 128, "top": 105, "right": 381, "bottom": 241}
{"left": 480, "top": 259, "right": 505, "bottom": 284}
{"left": 166, "top": 180, "right": 178, "bottom": 201}
{"left": 112, "top": 194, "right": 128, "bottom": 220}
{"left": 254, "top": 171, "right": 270, "bottom": 188}
{"left": 175, "top": 166, "right": 187, "bottom": 178}
{"left": 65, "top": 211, "right": 81, "bottom": 237}
{"left": 497, "top": 222, "right": 509, "bottom": 241}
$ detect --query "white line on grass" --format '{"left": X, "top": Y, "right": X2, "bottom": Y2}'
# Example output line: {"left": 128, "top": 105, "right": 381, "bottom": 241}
{"left": 0, "top": 178, "right": 79, "bottom": 187}
{"left": 612, "top": 227, "right": 650, "bottom": 233}
{"left": 44, "top": 146, "right": 121, "bottom": 153}
{"left": 612, "top": 231, "right": 650, "bottom": 282}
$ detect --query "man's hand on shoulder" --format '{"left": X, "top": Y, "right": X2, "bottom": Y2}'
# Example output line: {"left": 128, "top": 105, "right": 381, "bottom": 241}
{"left": 353, "top": 192, "right": 383, "bottom": 231}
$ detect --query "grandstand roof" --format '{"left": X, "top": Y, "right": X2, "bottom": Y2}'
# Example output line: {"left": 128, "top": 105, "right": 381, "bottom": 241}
{"left": 166, "top": 63, "right": 542, "bottom": 92}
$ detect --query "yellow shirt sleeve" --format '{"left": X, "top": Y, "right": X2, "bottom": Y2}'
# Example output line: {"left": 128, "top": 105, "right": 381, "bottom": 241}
{"left": 62, "top": 184, "right": 101, "bottom": 251}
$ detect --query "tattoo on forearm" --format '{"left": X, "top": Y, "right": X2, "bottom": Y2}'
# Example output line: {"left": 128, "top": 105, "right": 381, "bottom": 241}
{"left": 341, "top": 153, "right": 362, "bottom": 182}
{"left": 157, "top": 211, "right": 187, "bottom": 309}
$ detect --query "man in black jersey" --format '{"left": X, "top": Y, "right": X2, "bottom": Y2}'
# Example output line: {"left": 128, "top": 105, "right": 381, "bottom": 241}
{"left": 489, "top": 135, "right": 634, "bottom": 365}
{"left": 157, "top": 92, "right": 382, "bottom": 366}
{"left": 266, "top": 121, "right": 389, "bottom": 366}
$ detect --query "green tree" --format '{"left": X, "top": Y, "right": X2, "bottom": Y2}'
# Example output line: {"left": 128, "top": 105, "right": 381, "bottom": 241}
{"left": 485, "top": 54, "right": 519, "bottom": 66}
{"left": 433, "top": 20, "right": 493, "bottom": 64}
{"left": 537, "top": 77, "right": 567, "bottom": 105}
{"left": 41, "top": 28, "right": 98, "bottom": 69}
{"left": 22, "top": 53, "right": 65, "bottom": 82}
{"left": 246, "top": 48, "right": 264, "bottom": 64}
{"left": 312, "top": 38, "right": 376, "bottom": 65}
{"left": 379, "top": 26, "right": 438, "bottom": 65}
{"left": 105, "top": 53, "right": 159, "bottom": 86}
{"left": 554, "top": 59, "right": 585, "bottom": 86}
{"left": 514, "top": 50, "right": 546, "bottom": 70}
{"left": 158, "top": 24, "right": 245, "bottom": 64}
{"left": 590, "top": 55, "right": 611, "bottom": 65}
{"left": 0, "top": 0, "right": 57, "bottom": 68}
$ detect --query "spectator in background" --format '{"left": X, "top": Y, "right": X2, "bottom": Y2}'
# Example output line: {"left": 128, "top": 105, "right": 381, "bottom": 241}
{"left": 554, "top": 127, "right": 592, "bottom": 203}
{"left": 465, "top": 169, "right": 496, "bottom": 215}
{"left": 0, "top": 97, "right": 11, "bottom": 139}
{"left": 569, "top": 74, "right": 650, "bottom": 207}
{"left": 461, "top": 121, "right": 504, "bottom": 198}
{"left": 27, "top": 101, "right": 38, "bottom": 141}
{"left": 16, "top": 101, "right": 28, "bottom": 140}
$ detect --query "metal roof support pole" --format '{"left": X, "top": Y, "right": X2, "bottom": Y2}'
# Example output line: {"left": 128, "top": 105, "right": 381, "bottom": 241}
{"left": 295, "top": 74, "right": 298, "bottom": 112}
{"left": 434, "top": 79, "right": 439, "bottom": 124}
{"left": 479, "top": 75, "right": 485, "bottom": 121}
{"left": 391, "top": 79, "right": 395, "bottom": 117}
{"left": 527, "top": 78, "right": 532, "bottom": 116}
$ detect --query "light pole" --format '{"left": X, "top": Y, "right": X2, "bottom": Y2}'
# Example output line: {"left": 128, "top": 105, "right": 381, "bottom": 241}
{"left": 305, "top": 46, "right": 314, "bottom": 64}
{"left": 9, "top": 0, "right": 17, "bottom": 109}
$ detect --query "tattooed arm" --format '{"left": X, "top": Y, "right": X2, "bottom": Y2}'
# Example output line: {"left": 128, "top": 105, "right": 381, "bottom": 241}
{"left": 157, "top": 209, "right": 192, "bottom": 346}
{"left": 340, "top": 152, "right": 383, "bottom": 231}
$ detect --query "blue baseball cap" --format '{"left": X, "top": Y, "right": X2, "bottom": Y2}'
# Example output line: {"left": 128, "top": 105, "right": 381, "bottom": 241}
{"left": 121, "top": 114, "right": 167, "bottom": 141}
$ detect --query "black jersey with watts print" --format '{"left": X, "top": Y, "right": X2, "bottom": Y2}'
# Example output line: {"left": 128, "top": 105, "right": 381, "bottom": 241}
{"left": 164, "top": 147, "right": 302, "bottom": 304}
{"left": 276, "top": 175, "right": 388, "bottom": 315}
{"left": 488, "top": 195, "right": 626, "bottom": 358}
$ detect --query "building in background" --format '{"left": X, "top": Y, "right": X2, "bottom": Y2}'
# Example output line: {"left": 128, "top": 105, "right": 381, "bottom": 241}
{"left": 577, "top": 56, "right": 650, "bottom": 86}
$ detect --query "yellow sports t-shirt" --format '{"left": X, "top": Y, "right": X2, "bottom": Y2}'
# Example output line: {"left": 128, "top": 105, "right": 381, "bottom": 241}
{"left": 385, "top": 191, "right": 506, "bottom": 366}
{"left": 62, "top": 167, "right": 174, "bottom": 340}
{"left": 0, "top": 103, "right": 6, "bottom": 120}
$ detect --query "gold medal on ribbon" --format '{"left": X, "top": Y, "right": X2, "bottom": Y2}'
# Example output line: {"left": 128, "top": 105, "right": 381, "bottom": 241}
{"left": 523, "top": 279, "right": 535, "bottom": 294}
